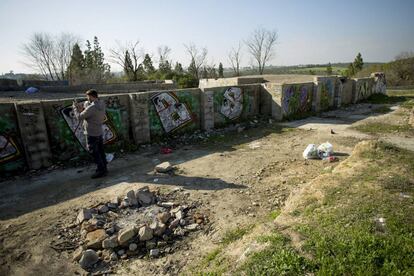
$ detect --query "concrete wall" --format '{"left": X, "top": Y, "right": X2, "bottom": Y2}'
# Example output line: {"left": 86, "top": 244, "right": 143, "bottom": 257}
{"left": 338, "top": 77, "right": 355, "bottom": 105}
{"left": 199, "top": 77, "right": 264, "bottom": 89}
{"left": 0, "top": 103, "right": 26, "bottom": 175}
{"left": 314, "top": 76, "right": 337, "bottom": 112}
{"left": 40, "top": 81, "right": 176, "bottom": 94}
{"left": 0, "top": 73, "right": 386, "bottom": 175}
{"left": 148, "top": 89, "right": 201, "bottom": 139}
{"left": 200, "top": 85, "right": 261, "bottom": 129}
{"left": 354, "top": 77, "right": 374, "bottom": 103}
{"left": 371, "top": 72, "right": 386, "bottom": 94}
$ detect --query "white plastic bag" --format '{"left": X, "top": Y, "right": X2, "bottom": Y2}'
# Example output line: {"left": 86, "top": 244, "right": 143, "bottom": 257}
{"left": 317, "top": 142, "right": 333, "bottom": 159}
{"left": 105, "top": 153, "right": 114, "bottom": 163}
{"left": 303, "top": 144, "right": 319, "bottom": 159}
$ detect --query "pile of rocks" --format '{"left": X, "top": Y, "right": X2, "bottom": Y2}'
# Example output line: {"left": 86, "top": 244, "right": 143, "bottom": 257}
{"left": 66, "top": 186, "right": 206, "bottom": 271}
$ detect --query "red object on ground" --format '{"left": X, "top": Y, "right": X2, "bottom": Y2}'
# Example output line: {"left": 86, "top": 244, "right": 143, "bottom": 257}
{"left": 327, "top": 156, "right": 338, "bottom": 162}
{"left": 161, "top": 147, "right": 173, "bottom": 154}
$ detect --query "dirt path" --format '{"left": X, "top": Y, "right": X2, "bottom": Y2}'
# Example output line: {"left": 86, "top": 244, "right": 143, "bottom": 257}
{"left": 0, "top": 102, "right": 412, "bottom": 276}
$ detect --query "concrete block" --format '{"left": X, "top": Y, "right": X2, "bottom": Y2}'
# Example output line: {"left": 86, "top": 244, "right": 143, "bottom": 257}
{"left": 15, "top": 102, "right": 52, "bottom": 169}
{"left": 129, "top": 92, "right": 151, "bottom": 144}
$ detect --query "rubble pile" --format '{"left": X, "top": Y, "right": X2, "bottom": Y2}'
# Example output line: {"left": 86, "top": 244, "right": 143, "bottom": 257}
{"left": 54, "top": 186, "right": 207, "bottom": 272}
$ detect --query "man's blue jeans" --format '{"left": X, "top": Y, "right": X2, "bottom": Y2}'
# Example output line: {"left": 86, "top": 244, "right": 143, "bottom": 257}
{"left": 87, "top": 135, "right": 107, "bottom": 173}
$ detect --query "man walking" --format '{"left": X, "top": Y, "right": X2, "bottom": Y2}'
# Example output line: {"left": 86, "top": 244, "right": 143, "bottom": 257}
{"left": 74, "top": 89, "right": 108, "bottom": 178}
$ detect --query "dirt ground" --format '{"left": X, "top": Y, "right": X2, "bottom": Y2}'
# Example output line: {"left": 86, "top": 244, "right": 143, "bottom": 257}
{"left": 0, "top": 102, "right": 412, "bottom": 276}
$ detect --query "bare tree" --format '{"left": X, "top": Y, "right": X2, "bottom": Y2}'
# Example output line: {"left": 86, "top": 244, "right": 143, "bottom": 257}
{"left": 109, "top": 40, "right": 143, "bottom": 81}
{"left": 55, "top": 33, "right": 79, "bottom": 80}
{"left": 184, "top": 43, "right": 208, "bottom": 80}
{"left": 228, "top": 42, "right": 243, "bottom": 77}
{"left": 22, "top": 32, "right": 79, "bottom": 80}
{"left": 157, "top": 45, "right": 171, "bottom": 64}
{"left": 245, "top": 27, "right": 278, "bottom": 75}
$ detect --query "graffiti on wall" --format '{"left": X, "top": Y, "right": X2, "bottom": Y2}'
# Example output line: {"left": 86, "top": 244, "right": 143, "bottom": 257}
{"left": 220, "top": 87, "right": 243, "bottom": 120}
{"left": 373, "top": 73, "right": 386, "bottom": 94}
{"left": 59, "top": 102, "right": 117, "bottom": 150}
{"left": 357, "top": 81, "right": 370, "bottom": 100}
{"left": 320, "top": 79, "right": 334, "bottom": 110}
{"left": 151, "top": 92, "right": 192, "bottom": 133}
{"left": 282, "top": 85, "right": 312, "bottom": 115}
{"left": 0, "top": 134, "right": 21, "bottom": 163}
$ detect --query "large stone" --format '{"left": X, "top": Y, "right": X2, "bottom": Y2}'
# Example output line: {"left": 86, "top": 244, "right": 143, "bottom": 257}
{"left": 135, "top": 187, "right": 154, "bottom": 206}
{"left": 155, "top": 162, "right": 173, "bottom": 173}
{"left": 126, "top": 190, "right": 138, "bottom": 206}
{"left": 118, "top": 226, "right": 137, "bottom": 245}
{"left": 102, "top": 236, "right": 119, "bottom": 249}
{"left": 157, "top": 212, "right": 171, "bottom": 224}
{"left": 79, "top": 249, "right": 99, "bottom": 269}
{"left": 86, "top": 229, "right": 107, "bottom": 249}
{"left": 138, "top": 226, "right": 153, "bottom": 241}
{"left": 76, "top": 208, "right": 92, "bottom": 224}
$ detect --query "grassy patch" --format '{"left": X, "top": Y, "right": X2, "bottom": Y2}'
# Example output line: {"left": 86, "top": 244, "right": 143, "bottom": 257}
{"left": 400, "top": 99, "right": 414, "bottom": 109}
{"left": 221, "top": 225, "right": 254, "bottom": 245}
{"left": 371, "top": 106, "right": 392, "bottom": 114}
{"left": 268, "top": 209, "right": 281, "bottom": 221}
{"left": 237, "top": 233, "right": 314, "bottom": 275}
{"left": 361, "top": 93, "right": 406, "bottom": 104}
{"left": 354, "top": 122, "right": 412, "bottom": 134}
{"left": 237, "top": 141, "right": 414, "bottom": 275}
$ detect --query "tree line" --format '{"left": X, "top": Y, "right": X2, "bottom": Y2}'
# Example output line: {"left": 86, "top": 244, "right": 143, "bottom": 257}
{"left": 21, "top": 27, "right": 279, "bottom": 88}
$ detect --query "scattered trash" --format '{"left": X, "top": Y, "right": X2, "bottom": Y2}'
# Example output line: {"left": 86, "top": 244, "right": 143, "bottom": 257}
{"left": 153, "top": 178, "right": 159, "bottom": 182}
{"left": 161, "top": 147, "right": 173, "bottom": 154}
{"left": 317, "top": 142, "right": 333, "bottom": 159}
{"left": 325, "top": 156, "right": 338, "bottom": 163}
{"left": 303, "top": 144, "right": 319, "bottom": 159}
{"left": 303, "top": 142, "right": 334, "bottom": 160}
{"left": 248, "top": 141, "right": 261, "bottom": 149}
{"left": 25, "top": 86, "right": 39, "bottom": 94}
{"left": 105, "top": 153, "right": 114, "bottom": 163}
{"left": 330, "top": 129, "right": 336, "bottom": 134}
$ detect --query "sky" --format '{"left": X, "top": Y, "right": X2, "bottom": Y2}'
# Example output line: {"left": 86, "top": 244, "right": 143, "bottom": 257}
{"left": 0, "top": 0, "right": 414, "bottom": 74}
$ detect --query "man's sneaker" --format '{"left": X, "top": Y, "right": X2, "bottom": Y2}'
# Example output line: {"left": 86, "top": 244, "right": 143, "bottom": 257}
{"left": 91, "top": 171, "right": 107, "bottom": 179}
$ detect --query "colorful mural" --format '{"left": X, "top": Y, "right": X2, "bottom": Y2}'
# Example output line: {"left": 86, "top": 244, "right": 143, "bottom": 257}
{"left": 59, "top": 102, "right": 117, "bottom": 151}
{"left": 151, "top": 92, "right": 193, "bottom": 133}
{"left": 282, "top": 85, "right": 312, "bottom": 115}
{"left": 220, "top": 87, "right": 243, "bottom": 120}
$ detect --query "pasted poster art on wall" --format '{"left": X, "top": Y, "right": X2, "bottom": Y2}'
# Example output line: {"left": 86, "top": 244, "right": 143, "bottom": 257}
{"left": 59, "top": 102, "right": 117, "bottom": 150}
{"left": 220, "top": 87, "right": 243, "bottom": 120}
{"left": 0, "top": 134, "right": 21, "bottom": 163}
{"left": 151, "top": 92, "right": 193, "bottom": 133}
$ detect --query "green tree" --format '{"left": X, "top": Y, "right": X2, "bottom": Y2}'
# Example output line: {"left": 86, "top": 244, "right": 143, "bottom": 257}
{"left": 67, "top": 43, "right": 85, "bottom": 84}
{"left": 188, "top": 59, "right": 198, "bottom": 79}
{"left": 346, "top": 63, "right": 355, "bottom": 77}
{"left": 353, "top": 52, "right": 364, "bottom": 72}
{"left": 326, "top": 62, "right": 333, "bottom": 75}
{"left": 218, "top": 62, "right": 224, "bottom": 78}
{"left": 201, "top": 66, "right": 208, "bottom": 79}
{"left": 83, "top": 36, "right": 110, "bottom": 83}
{"left": 123, "top": 50, "right": 134, "bottom": 80}
{"left": 159, "top": 60, "right": 172, "bottom": 78}
{"left": 143, "top": 54, "right": 155, "bottom": 76}
{"left": 174, "top": 62, "right": 184, "bottom": 74}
